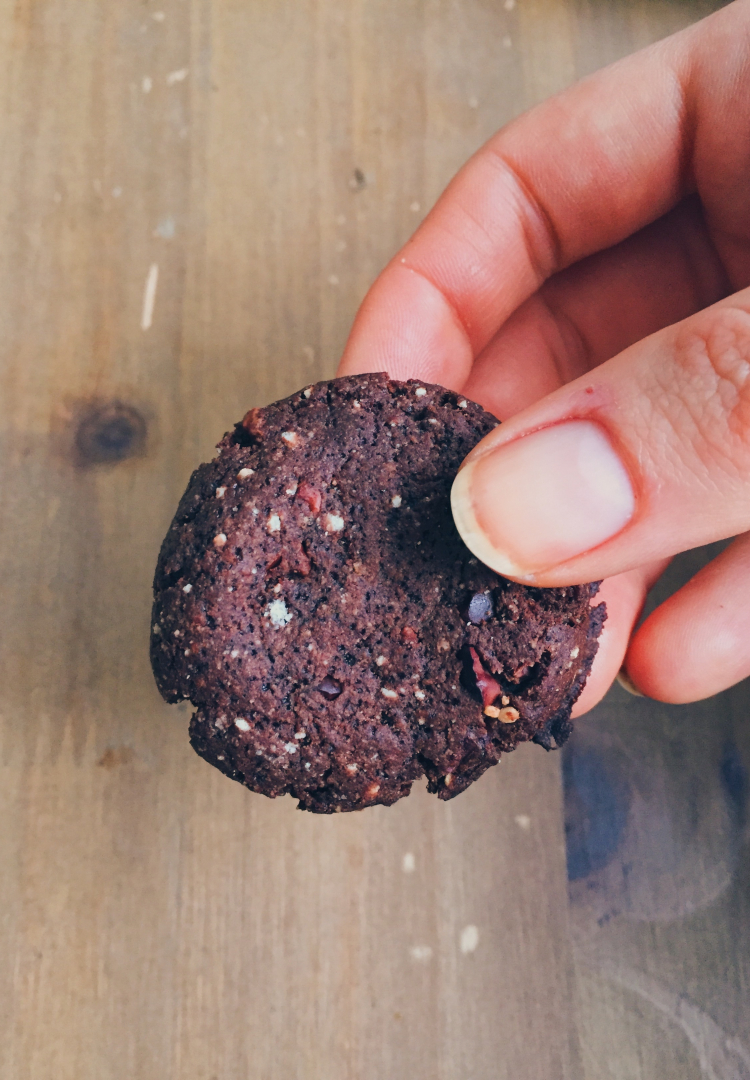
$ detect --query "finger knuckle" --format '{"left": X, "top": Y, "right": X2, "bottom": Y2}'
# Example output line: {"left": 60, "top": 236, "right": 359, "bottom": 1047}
{"left": 671, "top": 305, "right": 750, "bottom": 476}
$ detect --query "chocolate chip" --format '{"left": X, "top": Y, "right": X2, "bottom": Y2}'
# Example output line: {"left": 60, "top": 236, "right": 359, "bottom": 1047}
{"left": 318, "top": 676, "right": 343, "bottom": 699}
{"left": 462, "top": 591, "right": 493, "bottom": 624}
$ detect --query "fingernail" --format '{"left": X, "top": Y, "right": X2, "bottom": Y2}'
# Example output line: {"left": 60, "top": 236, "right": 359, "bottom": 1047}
{"left": 451, "top": 420, "right": 635, "bottom": 577}
{"left": 616, "top": 668, "right": 644, "bottom": 697}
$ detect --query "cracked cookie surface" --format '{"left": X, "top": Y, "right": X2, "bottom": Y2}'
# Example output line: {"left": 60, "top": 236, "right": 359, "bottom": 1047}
{"left": 151, "top": 373, "right": 605, "bottom": 812}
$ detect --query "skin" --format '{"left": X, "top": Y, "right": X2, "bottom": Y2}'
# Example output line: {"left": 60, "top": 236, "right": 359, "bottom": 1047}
{"left": 337, "top": 0, "right": 750, "bottom": 711}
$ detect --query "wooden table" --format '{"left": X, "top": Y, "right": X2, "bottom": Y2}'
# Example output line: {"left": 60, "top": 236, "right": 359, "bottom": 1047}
{"left": 2, "top": 0, "right": 746, "bottom": 1077}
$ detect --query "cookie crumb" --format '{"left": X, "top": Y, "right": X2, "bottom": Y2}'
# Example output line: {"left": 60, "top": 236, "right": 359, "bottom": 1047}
{"left": 409, "top": 944, "right": 433, "bottom": 962}
{"left": 459, "top": 925, "right": 479, "bottom": 954}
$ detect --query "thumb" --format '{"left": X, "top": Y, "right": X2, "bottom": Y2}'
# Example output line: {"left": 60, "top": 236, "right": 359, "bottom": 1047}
{"left": 451, "top": 291, "right": 750, "bottom": 586}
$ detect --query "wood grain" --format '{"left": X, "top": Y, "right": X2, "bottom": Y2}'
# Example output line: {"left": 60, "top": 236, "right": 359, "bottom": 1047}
{"left": 0, "top": 0, "right": 727, "bottom": 1076}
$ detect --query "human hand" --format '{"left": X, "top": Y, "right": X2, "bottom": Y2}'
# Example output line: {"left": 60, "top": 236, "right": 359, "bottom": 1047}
{"left": 337, "top": 0, "right": 750, "bottom": 712}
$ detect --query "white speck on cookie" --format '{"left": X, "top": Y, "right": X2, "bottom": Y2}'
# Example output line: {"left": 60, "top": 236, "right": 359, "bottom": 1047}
{"left": 264, "top": 598, "right": 292, "bottom": 628}
{"left": 284, "top": 742, "right": 297, "bottom": 753}
{"left": 381, "top": 688, "right": 398, "bottom": 700}
{"left": 213, "top": 533, "right": 227, "bottom": 549}
{"left": 234, "top": 717, "right": 251, "bottom": 732}
{"left": 458, "top": 399, "right": 468, "bottom": 408}
{"left": 237, "top": 468, "right": 254, "bottom": 480}
{"left": 414, "top": 689, "right": 426, "bottom": 701}
{"left": 570, "top": 646, "right": 580, "bottom": 658}
{"left": 414, "top": 387, "right": 427, "bottom": 397}
{"left": 215, "top": 486, "right": 226, "bottom": 498}
{"left": 182, "top": 583, "right": 192, "bottom": 593}
{"left": 323, "top": 513, "right": 344, "bottom": 533}
{"left": 281, "top": 430, "right": 300, "bottom": 447}
{"left": 267, "top": 513, "right": 281, "bottom": 533}
{"left": 391, "top": 495, "right": 402, "bottom": 508}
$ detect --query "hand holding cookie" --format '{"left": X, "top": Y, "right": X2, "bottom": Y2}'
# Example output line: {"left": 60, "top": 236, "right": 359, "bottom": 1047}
{"left": 338, "top": 0, "right": 750, "bottom": 710}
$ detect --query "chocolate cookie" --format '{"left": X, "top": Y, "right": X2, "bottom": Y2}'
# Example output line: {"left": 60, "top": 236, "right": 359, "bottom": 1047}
{"left": 151, "top": 373, "right": 605, "bottom": 813}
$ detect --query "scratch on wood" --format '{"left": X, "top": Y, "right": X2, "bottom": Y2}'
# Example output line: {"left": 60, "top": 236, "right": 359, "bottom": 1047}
{"left": 141, "top": 263, "right": 159, "bottom": 331}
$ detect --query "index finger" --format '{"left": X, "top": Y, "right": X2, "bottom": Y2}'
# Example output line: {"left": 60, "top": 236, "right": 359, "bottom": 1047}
{"left": 338, "top": 0, "right": 750, "bottom": 388}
